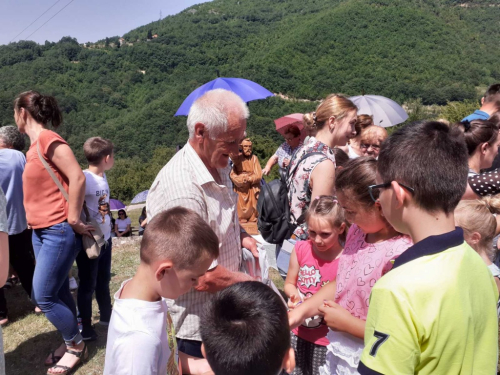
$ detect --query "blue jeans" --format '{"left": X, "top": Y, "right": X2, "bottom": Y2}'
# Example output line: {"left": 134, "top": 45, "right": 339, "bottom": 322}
{"left": 76, "top": 238, "right": 112, "bottom": 325}
{"left": 32, "top": 222, "right": 83, "bottom": 345}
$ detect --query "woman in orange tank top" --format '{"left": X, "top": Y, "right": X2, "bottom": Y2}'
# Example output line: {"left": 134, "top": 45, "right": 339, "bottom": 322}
{"left": 15, "top": 91, "right": 92, "bottom": 375}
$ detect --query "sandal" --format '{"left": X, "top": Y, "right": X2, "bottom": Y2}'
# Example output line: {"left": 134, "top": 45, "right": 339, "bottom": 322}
{"left": 45, "top": 350, "right": 63, "bottom": 367}
{"left": 47, "top": 342, "right": 88, "bottom": 375}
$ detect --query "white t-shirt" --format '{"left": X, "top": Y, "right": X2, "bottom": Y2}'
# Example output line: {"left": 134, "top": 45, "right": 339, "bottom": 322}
{"left": 104, "top": 279, "right": 172, "bottom": 375}
{"left": 116, "top": 217, "right": 131, "bottom": 232}
{"left": 83, "top": 170, "right": 111, "bottom": 240}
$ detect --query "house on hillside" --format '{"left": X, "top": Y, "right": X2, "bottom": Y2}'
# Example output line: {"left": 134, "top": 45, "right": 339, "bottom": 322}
{"left": 119, "top": 38, "right": 125, "bottom": 46}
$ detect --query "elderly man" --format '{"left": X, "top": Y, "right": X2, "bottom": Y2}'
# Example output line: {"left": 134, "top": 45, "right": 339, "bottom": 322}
{"left": 147, "top": 89, "right": 258, "bottom": 374}
{"left": 0, "top": 126, "right": 36, "bottom": 325}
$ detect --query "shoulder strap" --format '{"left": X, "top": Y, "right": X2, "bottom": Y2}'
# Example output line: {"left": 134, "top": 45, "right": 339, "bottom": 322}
{"left": 36, "top": 140, "right": 91, "bottom": 222}
{"left": 286, "top": 151, "right": 327, "bottom": 183}
{"left": 37, "top": 140, "right": 69, "bottom": 201}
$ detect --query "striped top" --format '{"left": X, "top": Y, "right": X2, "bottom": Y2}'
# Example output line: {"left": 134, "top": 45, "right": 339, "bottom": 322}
{"left": 146, "top": 142, "right": 242, "bottom": 340}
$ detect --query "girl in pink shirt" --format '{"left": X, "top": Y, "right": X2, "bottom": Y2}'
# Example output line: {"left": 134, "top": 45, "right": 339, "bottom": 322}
{"left": 289, "top": 157, "right": 412, "bottom": 375}
{"left": 285, "top": 196, "right": 347, "bottom": 375}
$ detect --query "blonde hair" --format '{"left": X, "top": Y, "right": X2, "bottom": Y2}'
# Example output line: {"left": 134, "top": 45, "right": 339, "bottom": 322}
{"left": 454, "top": 196, "right": 500, "bottom": 260}
{"left": 306, "top": 195, "right": 348, "bottom": 242}
{"left": 359, "top": 125, "right": 388, "bottom": 144}
{"left": 303, "top": 94, "right": 357, "bottom": 134}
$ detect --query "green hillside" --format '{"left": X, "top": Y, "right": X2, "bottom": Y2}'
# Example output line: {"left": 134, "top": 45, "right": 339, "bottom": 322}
{"left": 0, "top": 0, "right": 498, "bottom": 198}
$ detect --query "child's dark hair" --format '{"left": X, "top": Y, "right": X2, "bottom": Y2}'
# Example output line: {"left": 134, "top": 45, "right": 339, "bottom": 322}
{"left": 83, "top": 137, "right": 114, "bottom": 165}
{"left": 452, "top": 116, "right": 499, "bottom": 156}
{"left": 141, "top": 207, "right": 219, "bottom": 268}
{"left": 335, "top": 157, "right": 378, "bottom": 207}
{"left": 117, "top": 209, "right": 127, "bottom": 219}
{"left": 201, "top": 281, "right": 290, "bottom": 375}
{"left": 306, "top": 195, "right": 348, "bottom": 242}
{"left": 14, "top": 91, "right": 62, "bottom": 128}
{"left": 378, "top": 121, "right": 468, "bottom": 215}
{"left": 333, "top": 147, "right": 349, "bottom": 168}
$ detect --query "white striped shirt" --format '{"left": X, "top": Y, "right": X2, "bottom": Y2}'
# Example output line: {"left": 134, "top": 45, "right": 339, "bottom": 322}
{"left": 146, "top": 142, "right": 242, "bottom": 340}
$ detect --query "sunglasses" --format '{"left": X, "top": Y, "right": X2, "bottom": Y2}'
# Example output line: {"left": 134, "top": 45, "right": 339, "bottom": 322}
{"left": 360, "top": 143, "right": 381, "bottom": 150}
{"left": 368, "top": 182, "right": 415, "bottom": 203}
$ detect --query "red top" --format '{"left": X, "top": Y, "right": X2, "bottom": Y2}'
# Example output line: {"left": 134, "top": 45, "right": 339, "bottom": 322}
{"left": 292, "top": 240, "right": 340, "bottom": 346}
{"left": 23, "top": 130, "right": 69, "bottom": 229}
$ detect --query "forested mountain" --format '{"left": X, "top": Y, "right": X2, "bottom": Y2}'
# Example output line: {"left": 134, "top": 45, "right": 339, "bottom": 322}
{"left": 0, "top": 0, "right": 498, "bottom": 198}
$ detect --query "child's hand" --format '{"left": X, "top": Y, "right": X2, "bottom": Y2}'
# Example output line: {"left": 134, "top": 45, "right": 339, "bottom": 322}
{"left": 287, "top": 294, "right": 301, "bottom": 310}
{"left": 288, "top": 308, "right": 304, "bottom": 330}
{"left": 318, "top": 300, "right": 355, "bottom": 333}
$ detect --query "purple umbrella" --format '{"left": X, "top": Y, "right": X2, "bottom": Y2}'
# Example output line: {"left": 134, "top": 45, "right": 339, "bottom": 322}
{"left": 174, "top": 77, "right": 274, "bottom": 116}
{"left": 131, "top": 190, "right": 148, "bottom": 204}
{"left": 109, "top": 199, "right": 126, "bottom": 211}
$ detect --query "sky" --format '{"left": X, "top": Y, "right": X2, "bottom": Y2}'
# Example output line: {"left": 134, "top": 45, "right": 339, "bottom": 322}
{"left": 1, "top": 0, "right": 212, "bottom": 46}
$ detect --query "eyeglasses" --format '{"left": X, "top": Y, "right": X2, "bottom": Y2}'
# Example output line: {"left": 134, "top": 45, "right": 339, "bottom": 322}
{"left": 368, "top": 182, "right": 415, "bottom": 203}
{"left": 360, "top": 143, "right": 381, "bottom": 150}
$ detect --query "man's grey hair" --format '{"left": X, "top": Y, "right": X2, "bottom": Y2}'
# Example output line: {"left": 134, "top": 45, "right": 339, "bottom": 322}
{"left": 187, "top": 89, "right": 249, "bottom": 139}
{"left": 0, "top": 125, "right": 25, "bottom": 151}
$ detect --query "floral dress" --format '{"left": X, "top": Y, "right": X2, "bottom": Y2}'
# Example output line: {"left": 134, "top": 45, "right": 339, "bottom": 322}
{"left": 287, "top": 140, "right": 336, "bottom": 239}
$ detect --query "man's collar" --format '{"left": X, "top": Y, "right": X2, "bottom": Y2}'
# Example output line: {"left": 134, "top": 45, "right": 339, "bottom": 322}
{"left": 392, "top": 227, "right": 464, "bottom": 269}
{"left": 184, "top": 142, "right": 227, "bottom": 186}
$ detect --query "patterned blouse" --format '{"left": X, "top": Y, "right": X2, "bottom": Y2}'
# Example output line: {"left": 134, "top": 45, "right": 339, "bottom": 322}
{"left": 275, "top": 141, "right": 303, "bottom": 170}
{"left": 287, "top": 140, "right": 336, "bottom": 239}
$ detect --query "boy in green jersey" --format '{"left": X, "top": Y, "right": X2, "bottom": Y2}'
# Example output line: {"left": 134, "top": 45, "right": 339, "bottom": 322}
{"left": 358, "top": 121, "right": 498, "bottom": 375}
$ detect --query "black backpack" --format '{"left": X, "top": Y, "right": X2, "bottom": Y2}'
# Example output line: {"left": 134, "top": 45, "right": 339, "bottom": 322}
{"left": 257, "top": 152, "right": 325, "bottom": 244}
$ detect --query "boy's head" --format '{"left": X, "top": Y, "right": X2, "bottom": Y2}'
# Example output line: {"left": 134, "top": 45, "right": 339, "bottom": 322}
{"left": 200, "top": 281, "right": 295, "bottom": 375}
{"left": 140, "top": 207, "right": 219, "bottom": 299}
{"left": 376, "top": 121, "right": 468, "bottom": 232}
{"left": 483, "top": 83, "right": 500, "bottom": 104}
{"left": 83, "top": 137, "right": 114, "bottom": 169}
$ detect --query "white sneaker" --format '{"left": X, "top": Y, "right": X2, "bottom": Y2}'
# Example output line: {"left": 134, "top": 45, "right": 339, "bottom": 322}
{"left": 69, "top": 277, "right": 78, "bottom": 291}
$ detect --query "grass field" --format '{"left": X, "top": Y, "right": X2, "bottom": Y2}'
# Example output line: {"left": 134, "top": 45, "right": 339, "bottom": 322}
{"left": 2, "top": 210, "right": 285, "bottom": 374}
{"left": 4, "top": 216, "right": 497, "bottom": 374}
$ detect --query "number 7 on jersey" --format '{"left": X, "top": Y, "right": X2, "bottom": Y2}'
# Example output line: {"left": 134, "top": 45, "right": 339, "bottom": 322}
{"left": 369, "top": 331, "right": 390, "bottom": 357}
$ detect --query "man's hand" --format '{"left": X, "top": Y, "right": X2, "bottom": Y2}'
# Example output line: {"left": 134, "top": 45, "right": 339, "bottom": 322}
{"left": 241, "top": 232, "right": 259, "bottom": 258}
{"left": 195, "top": 267, "right": 253, "bottom": 293}
{"left": 282, "top": 158, "right": 290, "bottom": 168}
{"left": 262, "top": 166, "right": 270, "bottom": 176}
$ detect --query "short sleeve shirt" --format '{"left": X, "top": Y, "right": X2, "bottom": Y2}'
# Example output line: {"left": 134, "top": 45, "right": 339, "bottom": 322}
{"left": 358, "top": 228, "right": 498, "bottom": 375}
{"left": 292, "top": 240, "right": 340, "bottom": 346}
{"left": 275, "top": 141, "right": 303, "bottom": 169}
{"left": 23, "top": 130, "right": 69, "bottom": 229}
{"left": 287, "top": 141, "right": 336, "bottom": 238}
{"left": 146, "top": 142, "right": 242, "bottom": 341}
{"left": 83, "top": 170, "right": 111, "bottom": 240}
{"left": 0, "top": 149, "right": 27, "bottom": 235}
{"left": 462, "top": 110, "right": 490, "bottom": 122}
{"left": 468, "top": 169, "right": 500, "bottom": 196}
{"left": 335, "top": 225, "right": 412, "bottom": 320}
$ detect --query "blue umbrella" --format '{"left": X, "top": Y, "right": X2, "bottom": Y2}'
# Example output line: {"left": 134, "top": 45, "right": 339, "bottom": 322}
{"left": 109, "top": 199, "right": 126, "bottom": 211}
{"left": 131, "top": 190, "right": 149, "bottom": 204}
{"left": 175, "top": 77, "right": 274, "bottom": 116}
